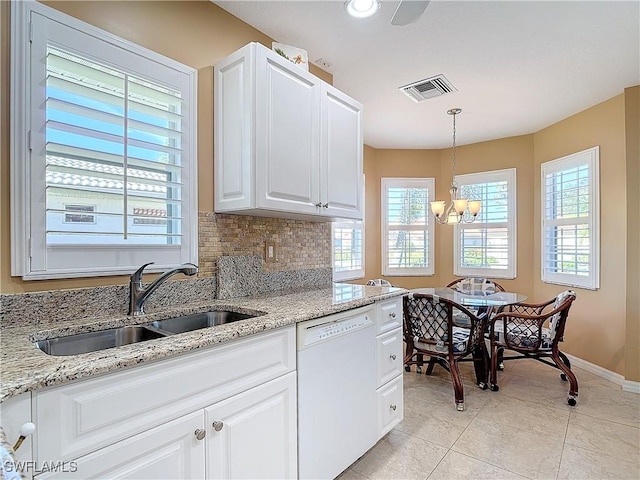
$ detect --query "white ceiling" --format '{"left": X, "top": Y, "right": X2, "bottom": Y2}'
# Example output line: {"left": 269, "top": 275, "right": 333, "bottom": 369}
{"left": 213, "top": 0, "right": 640, "bottom": 149}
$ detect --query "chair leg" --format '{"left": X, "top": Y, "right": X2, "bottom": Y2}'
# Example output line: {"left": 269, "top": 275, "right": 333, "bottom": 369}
{"left": 449, "top": 359, "right": 465, "bottom": 411}
{"left": 489, "top": 343, "right": 500, "bottom": 392}
{"left": 425, "top": 357, "right": 437, "bottom": 375}
{"left": 552, "top": 349, "right": 578, "bottom": 406}
{"left": 558, "top": 351, "right": 571, "bottom": 381}
{"left": 497, "top": 347, "right": 505, "bottom": 371}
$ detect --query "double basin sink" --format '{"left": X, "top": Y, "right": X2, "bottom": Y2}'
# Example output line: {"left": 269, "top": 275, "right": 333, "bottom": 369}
{"left": 34, "top": 311, "right": 257, "bottom": 357}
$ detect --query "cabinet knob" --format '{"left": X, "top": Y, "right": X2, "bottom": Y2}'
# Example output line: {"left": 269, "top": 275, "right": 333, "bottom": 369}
{"left": 389, "top": 312, "right": 397, "bottom": 319}
{"left": 323, "top": 203, "right": 329, "bottom": 208}
{"left": 212, "top": 421, "right": 224, "bottom": 432}
{"left": 315, "top": 202, "right": 323, "bottom": 208}
{"left": 390, "top": 404, "right": 397, "bottom": 411}
{"left": 13, "top": 422, "right": 36, "bottom": 451}
{"left": 390, "top": 354, "right": 397, "bottom": 361}
{"left": 194, "top": 429, "right": 206, "bottom": 440}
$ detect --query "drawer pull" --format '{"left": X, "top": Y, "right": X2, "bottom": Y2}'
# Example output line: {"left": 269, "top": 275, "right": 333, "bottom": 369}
{"left": 390, "top": 354, "right": 397, "bottom": 360}
{"left": 390, "top": 404, "right": 397, "bottom": 411}
{"left": 315, "top": 202, "right": 323, "bottom": 208}
{"left": 194, "top": 429, "right": 206, "bottom": 440}
{"left": 389, "top": 312, "right": 397, "bottom": 319}
{"left": 212, "top": 421, "right": 224, "bottom": 432}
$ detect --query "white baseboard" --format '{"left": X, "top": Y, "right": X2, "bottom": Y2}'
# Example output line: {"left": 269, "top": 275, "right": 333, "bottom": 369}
{"left": 565, "top": 354, "right": 639, "bottom": 393}
{"left": 622, "top": 380, "right": 640, "bottom": 394}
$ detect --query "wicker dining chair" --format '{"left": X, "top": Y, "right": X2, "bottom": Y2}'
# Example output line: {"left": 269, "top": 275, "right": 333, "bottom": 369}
{"left": 403, "top": 292, "right": 489, "bottom": 411}
{"left": 446, "top": 278, "right": 506, "bottom": 292}
{"left": 488, "top": 290, "right": 578, "bottom": 405}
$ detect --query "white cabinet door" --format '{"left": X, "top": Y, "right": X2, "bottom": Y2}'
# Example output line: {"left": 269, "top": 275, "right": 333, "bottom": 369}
{"left": 39, "top": 411, "right": 206, "bottom": 479}
{"left": 205, "top": 372, "right": 297, "bottom": 480}
{"left": 321, "top": 83, "right": 363, "bottom": 220}
{"left": 255, "top": 48, "right": 321, "bottom": 215}
{"left": 377, "top": 375, "right": 404, "bottom": 439}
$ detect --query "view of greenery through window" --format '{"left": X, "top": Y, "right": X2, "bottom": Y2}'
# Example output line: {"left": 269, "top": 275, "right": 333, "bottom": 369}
{"left": 544, "top": 164, "right": 591, "bottom": 276}
{"left": 459, "top": 181, "right": 509, "bottom": 269}
{"left": 387, "top": 187, "right": 428, "bottom": 269}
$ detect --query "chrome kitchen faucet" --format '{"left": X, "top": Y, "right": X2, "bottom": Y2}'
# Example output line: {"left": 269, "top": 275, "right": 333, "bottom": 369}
{"left": 128, "top": 262, "right": 198, "bottom": 316}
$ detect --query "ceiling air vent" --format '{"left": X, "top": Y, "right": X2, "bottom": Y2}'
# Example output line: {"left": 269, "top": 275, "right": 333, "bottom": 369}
{"left": 399, "top": 74, "right": 457, "bottom": 103}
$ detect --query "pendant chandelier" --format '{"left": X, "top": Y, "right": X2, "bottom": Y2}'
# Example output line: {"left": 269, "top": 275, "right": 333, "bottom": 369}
{"left": 430, "top": 108, "right": 481, "bottom": 225}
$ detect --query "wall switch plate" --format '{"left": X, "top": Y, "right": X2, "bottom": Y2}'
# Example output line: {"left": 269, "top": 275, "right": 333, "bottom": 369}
{"left": 265, "top": 241, "right": 276, "bottom": 263}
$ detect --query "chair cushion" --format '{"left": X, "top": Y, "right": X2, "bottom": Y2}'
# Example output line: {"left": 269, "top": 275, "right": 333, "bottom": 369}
{"left": 494, "top": 320, "right": 553, "bottom": 350}
{"left": 415, "top": 326, "right": 470, "bottom": 354}
{"left": 456, "top": 278, "right": 497, "bottom": 294}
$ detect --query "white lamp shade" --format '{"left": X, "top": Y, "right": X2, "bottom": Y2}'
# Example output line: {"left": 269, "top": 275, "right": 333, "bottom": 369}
{"left": 468, "top": 200, "right": 482, "bottom": 215}
{"left": 453, "top": 199, "right": 468, "bottom": 214}
{"left": 430, "top": 201, "right": 446, "bottom": 216}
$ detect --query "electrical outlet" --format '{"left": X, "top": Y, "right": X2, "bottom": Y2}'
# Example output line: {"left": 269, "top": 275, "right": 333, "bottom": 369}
{"left": 265, "top": 241, "right": 276, "bottom": 263}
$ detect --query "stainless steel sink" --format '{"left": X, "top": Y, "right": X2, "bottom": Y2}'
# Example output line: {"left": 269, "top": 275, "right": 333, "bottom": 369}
{"left": 147, "top": 311, "right": 255, "bottom": 334}
{"left": 34, "top": 311, "right": 258, "bottom": 356}
{"left": 34, "top": 325, "right": 166, "bottom": 356}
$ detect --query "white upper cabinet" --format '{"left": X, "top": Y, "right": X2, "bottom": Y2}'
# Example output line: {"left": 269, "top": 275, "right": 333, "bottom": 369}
{"left": 214, "top": 42, "right": 363, "bottom": 221}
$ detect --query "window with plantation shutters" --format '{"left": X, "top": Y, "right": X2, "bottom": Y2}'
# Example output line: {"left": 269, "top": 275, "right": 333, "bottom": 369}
{"left": 332, "top": 220, "right": 364, "bottom": 281}
{"left": 454, "top": 169, "right": 517, "bottom": 279}
{"left": 541, "top": 147, "right": 600, "bottom": 290}
{"left": 382, "top": 178, "right": 435, "bottom": 276}
{"left": 11, "top": 2, "right": 197, "bottom": 280}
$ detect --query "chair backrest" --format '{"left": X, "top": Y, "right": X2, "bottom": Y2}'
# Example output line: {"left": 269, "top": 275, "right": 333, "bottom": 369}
{"left": 403, "top": 293, "right": 486, "bottom": 356}
{"left": 446, "top": 278, "right": 505, "bottom": 293}
{"left": 548, "top": 290, "right": 576, "bottom": 342}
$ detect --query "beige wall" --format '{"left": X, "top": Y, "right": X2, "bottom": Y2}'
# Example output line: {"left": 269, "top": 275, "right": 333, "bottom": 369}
{"left": 0, "top": 0, "right": 332, "bottom": 293}
{"left": 361, "top": 135, "right": 534, "bottom": 294}
{"left": 361, "top": 94, "right": 638, "bottom": 378}
{"left": 624, "top": 86, "right": 640, "bottom": 382}
{"left": 533, "top": 94, "right": 630, "bottom": 377}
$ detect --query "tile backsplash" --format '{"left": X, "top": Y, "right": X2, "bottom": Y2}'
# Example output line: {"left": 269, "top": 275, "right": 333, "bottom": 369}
{"left": 198, "top": 212, "right": 332, "bottom": 276}
{"left": 1, "top": 213, "right": 333, "bottom": 326}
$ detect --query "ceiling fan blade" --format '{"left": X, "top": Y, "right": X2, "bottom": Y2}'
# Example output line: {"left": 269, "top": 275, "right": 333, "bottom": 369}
{"left": 390, "top": 0, "right": 431, "bottom": 26}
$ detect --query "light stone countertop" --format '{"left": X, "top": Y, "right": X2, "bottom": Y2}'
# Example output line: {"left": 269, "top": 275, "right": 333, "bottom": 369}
{"left": 0, "top": 284, "right": 406, "bottom": 402}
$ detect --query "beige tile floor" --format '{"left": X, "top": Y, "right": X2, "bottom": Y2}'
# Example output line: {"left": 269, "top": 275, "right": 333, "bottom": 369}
{"left": 339, "top": 358, "right": 640, "bottom": 480}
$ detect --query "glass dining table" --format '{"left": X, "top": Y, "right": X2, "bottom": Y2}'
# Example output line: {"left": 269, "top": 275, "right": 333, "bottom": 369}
{"left": 408, "top": 287, "right": 529, "bottom": 385}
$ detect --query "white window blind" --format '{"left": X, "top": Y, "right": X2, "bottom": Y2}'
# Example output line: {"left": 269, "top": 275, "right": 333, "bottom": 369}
{"left": 454, "top": 169, "right": 517, "bottom": 279}
{"left": 11, "top": 2, "right": 198, "bottom": 279}
{"left": 332, "top": 221, "right": 364, "bottom": 281}
{"left": 382, "top": 178, "right": 435, "bottom": 276}
{"left": 541, "top": 147, "right": 600, "bottom": 290}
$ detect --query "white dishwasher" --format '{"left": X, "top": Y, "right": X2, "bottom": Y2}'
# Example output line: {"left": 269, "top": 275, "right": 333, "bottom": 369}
{"left": 297, "top": 306, "right": 377, "bottom": 480}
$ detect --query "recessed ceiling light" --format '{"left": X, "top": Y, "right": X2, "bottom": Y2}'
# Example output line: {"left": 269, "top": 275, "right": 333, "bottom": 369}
{"left": 345, "top": 0, "right": 380, "bottom": 19}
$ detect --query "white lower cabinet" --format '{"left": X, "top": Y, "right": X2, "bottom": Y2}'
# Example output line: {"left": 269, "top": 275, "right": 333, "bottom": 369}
{"left": 375, "top": 298, "right": 404, "bottom": 439}
{"left": 32, "top": 326, "right": 297, "bottom": 480}
{"left": 39, "top": 411, "right": 206, "bottom": 479}
{"left": 206, "top": 372, "right": 297, "bottom": 479}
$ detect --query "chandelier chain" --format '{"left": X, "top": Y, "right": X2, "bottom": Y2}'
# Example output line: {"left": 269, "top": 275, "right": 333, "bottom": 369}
{"left": 451, "top": 111, "right": 457, "bottom": 180}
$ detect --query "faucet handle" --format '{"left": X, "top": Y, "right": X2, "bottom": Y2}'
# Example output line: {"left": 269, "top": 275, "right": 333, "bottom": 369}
{"left": 131, "top": 262, "right": 155, "bottom": 282}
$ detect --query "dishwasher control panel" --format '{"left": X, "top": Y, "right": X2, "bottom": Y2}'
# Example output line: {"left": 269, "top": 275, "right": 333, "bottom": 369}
{"left": 297, "top": 307, "right": 374, "bottom": 349}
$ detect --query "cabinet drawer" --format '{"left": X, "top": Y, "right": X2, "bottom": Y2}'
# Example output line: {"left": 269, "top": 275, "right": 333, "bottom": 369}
{"left": 376, "top": 328, "right": 403, "bottom": 387}
{"left": 376, "top": 375, "right": 403, "bottom": 439}
{"left": 34, "top": 326, "right": 295, "bottom": 463}
{"left": 376, "top": 298, "right": 402, "bottom": 335}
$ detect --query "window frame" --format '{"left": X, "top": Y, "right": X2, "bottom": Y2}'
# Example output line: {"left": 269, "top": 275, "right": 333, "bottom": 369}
{"left": 453, "top": 168, "right": 517, "bottom": 279}
{"left": 11, "top": 0, "right": 198, "bottom": 280}
{"left": 381, "top": 177, "right": 435, "bottom": 277}
{"left": 541, "top": 146, "right": 600, "bottom": 290}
